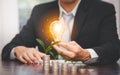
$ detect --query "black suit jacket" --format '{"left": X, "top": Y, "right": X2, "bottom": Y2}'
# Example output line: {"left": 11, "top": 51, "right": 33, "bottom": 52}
{"left": 2, "top": 0, "right": 120, "bottom": 64}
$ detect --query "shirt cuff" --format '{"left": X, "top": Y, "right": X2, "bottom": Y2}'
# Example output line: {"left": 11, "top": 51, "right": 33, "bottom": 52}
{"left": 10, "top": 48, "right": 16, "bottom": 59}
{"left": 86, "top": 48, "right": 99, "bottom": 59}
{"left": 84, "top": 48, "right": 99, "bottom": 64}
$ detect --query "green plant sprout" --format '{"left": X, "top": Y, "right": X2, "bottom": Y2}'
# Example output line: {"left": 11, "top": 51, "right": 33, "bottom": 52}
{"left": 36, "top": 38, "right": 78, "bottom": 64}
{"left": 36, "top": 38, "right": 59, "bottom": 59}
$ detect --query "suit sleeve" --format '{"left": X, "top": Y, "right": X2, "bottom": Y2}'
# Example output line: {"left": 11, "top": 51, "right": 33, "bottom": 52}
{"left": 92, "top": 4, "right": 120, "bottom": 64}
{"left": 1, "top": 6, "right": 39, "bottom": 60}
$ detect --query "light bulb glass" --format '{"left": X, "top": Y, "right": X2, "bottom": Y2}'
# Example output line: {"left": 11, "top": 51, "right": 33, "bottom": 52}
{"left": 50, "top": 20, "right": 65, "bottom": 41}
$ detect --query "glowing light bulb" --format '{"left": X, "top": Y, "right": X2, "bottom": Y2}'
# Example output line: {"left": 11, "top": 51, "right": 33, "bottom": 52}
{"left": 50, "top": 20, "right": 65, "bottom": 41}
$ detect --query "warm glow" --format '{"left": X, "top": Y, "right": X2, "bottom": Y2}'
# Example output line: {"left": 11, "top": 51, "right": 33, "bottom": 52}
{"left": 50, "top": 20, "right": 65, "bottom": 41}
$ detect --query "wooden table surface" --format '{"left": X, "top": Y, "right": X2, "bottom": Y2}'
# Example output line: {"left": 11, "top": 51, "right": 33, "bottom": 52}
{"left": 0, "top": 60, "right": 120, "bottom": 75}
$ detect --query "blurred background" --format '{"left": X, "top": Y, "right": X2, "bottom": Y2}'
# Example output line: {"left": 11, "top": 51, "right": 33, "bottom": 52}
{"left": 0, "top": 0, "right": 119, "bottom": 57}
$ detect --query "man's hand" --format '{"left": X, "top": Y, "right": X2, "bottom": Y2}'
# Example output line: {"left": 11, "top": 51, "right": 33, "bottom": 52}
{"left": 14, "top": 46, "right": 45, "bottom": 64}
{"left": 53, "top": 41, "right": 91, "bottom": 62}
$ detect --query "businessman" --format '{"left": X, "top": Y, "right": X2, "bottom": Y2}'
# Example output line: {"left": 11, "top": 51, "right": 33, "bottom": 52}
{"left": 2, "top": 0, "right": 120, "bottom": 64}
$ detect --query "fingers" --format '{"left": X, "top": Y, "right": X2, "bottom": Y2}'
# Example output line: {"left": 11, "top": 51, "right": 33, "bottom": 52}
{"left": 14, "top": 46, "right": 45, "bottom": 64}
{"left": 57, "top": 41, "right": 82, "bottom": 53}
{"left": 18, "top": 56, "right": 27, "bottom": 64}
{"left": 27, "top": 52, "right": 36, "bottom": 61}
{"left": 28, "top": 48, "right": 42, "bottom": 63}
{"left": 54, "top": 41, "right": 91, "bottom": 61}
{"left": 33, "top": 52, "right": 43, "bottom": 63}
{"left": 26, "top": 52, "right": 39, "bottom": 63}
{"left": 53, "top": 41, "right": 85, "bottom": 60}
{"left": 23, "top": 53, "right": 34, "bottom": 63}
{"left": 38, "top": 52, "right": 46, "bottom": 58}
{"left": 57, "top": 42, "right": 69, "bottom": 48}
{"left": 53, "top": 45, "right": 75, "bottom": 58}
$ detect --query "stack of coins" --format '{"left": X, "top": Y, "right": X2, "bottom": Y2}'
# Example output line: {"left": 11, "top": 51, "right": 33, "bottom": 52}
{"left": 61, "top": 63, "right": 68, "bottom": 72}
{"left": 43, "top": 55, "right": 50, "bottom": 71}
{"left": 63, "top": 71, "right": 68, "bottom": 75}
{"left": 71, "top": 65, "right": 77, "bottom": 75}
{"left": 62, "top": 63, "right": 69, "bottom": 75}
{"left": 44, "top": 69, "right": 50, "bottom": 75}
{"left": 52, "top": 60, "right": 59, "bottom": 72}
{"left": 52, "top": 61, "right": 59, "bottom": 75}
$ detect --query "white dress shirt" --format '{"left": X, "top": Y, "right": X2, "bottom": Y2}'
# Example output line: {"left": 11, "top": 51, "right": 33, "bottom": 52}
{"left": 10, "top": 0, "right": 99, "bottom": 62}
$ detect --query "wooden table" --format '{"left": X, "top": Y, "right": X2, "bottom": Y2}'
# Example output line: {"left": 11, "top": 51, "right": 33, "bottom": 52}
{"left": 0, "top": 60, "right": 120, "bottom": 75}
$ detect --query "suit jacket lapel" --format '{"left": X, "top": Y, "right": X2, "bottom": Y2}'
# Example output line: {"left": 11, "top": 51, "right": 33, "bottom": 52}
{"left": 71, "top": 0, "right": 91, "bottom": 41}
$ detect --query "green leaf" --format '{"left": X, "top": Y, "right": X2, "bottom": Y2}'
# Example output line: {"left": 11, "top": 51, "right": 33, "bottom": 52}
{"left": 49, "top": 52, "right": 58, "bottom": 60}
{"left": 65, "top": 59, "right": 68, "bottom": 62}
{"left": 46, "top": 47, "right": 52, "bottom": 54}
{"left": 36, "top": 39, "right": 60, "bottom": 60}
{"left": 54, "top": 55, "right": 58, "bottom": 59}
{"left": 45, "top": 41, "right": 60, "bottom": 54}
{"left": 51, "top": 41, "right": 60, "bottom": 45}
{"left": 49, "top": 51, "right": 55, "bottom": 58}
{"left": 36, "top": 38, "right": 46, "bottom": 50}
